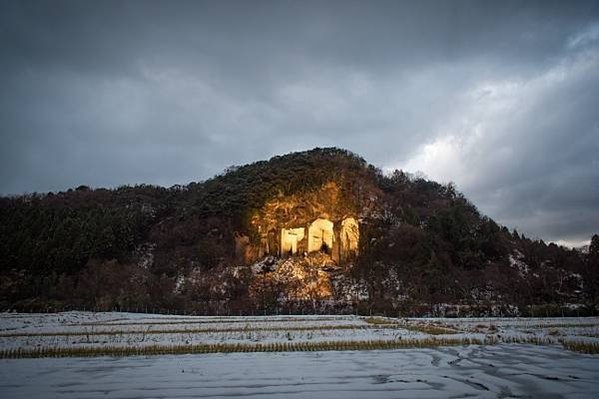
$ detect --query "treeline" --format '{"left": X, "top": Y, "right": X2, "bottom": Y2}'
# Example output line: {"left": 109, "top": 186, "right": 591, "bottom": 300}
{"left": 0, "top": 148, "right": 371, "bottom": 310}
{"left": 354, "top": 169, "right": 598, "bottom": 309}
{"left": 0, "top": 147, "right": 597, "bottom": 313}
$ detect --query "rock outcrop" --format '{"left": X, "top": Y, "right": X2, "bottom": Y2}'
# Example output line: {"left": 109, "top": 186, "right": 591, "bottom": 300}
{"left": 235, "top": 182, "right": 360, "bottom": 266}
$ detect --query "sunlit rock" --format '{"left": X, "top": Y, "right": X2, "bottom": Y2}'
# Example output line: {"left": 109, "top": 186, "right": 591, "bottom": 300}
{"left": 308, "top": 217, "right": 334, "bottom": 253}
{"left": 242, "top": 182, "right": 361, "bottom": 267}
{"left": 340, "top": 217, "right": 359, "bottom": 262}
{"left": 248, "top": 253, "right": 334, "bottom": 303}
{"left": 280, "top": 227, "right": 305, "bottom": 256}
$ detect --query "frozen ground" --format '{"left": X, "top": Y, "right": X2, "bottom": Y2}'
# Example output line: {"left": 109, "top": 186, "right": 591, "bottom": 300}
{"left": 1, "top": 312, "right": 598, "bottom": 398}
{"left": 1, "top": 344, "right": 598, "bottom": 398}
{"left": 2, "top": 312, "right": 599, "bottom": 350}
{"left": 0, "top": 312, "right": 428, "bottom": 349}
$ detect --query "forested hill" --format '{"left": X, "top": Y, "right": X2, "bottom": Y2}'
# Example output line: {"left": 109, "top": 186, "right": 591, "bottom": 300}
{"left": 1, "top": 148, "right": 598, "bottom": 315}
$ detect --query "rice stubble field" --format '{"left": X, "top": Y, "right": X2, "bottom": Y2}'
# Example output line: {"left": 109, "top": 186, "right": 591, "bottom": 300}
{"left": 1, "top": 312, "right": 599, "bottom": 398}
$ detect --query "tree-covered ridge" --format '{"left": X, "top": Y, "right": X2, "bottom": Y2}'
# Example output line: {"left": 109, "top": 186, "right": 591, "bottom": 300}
{"left": 0, "top": 147, "right": 597, "bottom": 313}
{"left": 1, "top": 187, "right": 155, "bottom": 274}
{"left": 190, "top": 148, "right": 373, "bottom": 221}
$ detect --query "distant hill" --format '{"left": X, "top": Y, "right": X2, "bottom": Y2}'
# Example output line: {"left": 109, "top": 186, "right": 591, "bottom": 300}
{"left": 1, "top": 148, "right": 598, "bottom": 315}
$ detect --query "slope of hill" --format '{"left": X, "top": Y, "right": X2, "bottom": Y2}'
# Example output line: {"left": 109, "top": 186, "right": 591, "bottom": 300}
{"left": 1, "top": 148, "right": 597, "bottom": 315}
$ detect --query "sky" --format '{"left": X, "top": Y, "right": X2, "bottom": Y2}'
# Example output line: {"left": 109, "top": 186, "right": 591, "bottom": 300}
{"left": 1, "top": 0, "right": 598, "bottom": 246}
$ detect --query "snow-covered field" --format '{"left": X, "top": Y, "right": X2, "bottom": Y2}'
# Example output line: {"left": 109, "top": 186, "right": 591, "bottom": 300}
{"left": 2, "top": 345, "right": 599, "bottom": 398}
{"left": 3, "top": 312, "right": 599, "bottom": 349}
{"left": 0, "top": 312, "right": 428, "bottom": 350}
{"left": 1, "top": 312, "right": 599, "bottom": 398}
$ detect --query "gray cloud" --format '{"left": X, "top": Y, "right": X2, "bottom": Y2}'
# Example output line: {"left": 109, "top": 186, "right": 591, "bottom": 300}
{"left": 1, "top": 0, "right": 598, "bottom": 245}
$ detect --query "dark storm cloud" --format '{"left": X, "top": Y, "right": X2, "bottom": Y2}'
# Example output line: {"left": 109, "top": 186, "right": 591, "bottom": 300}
{"left": 1, "top": 0, "right": 598, "bottom": 245}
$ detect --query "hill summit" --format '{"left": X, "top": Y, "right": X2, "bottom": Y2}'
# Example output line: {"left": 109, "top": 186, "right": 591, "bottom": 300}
{"left": 1, "top": 148, "right": 597, "bottom": 315}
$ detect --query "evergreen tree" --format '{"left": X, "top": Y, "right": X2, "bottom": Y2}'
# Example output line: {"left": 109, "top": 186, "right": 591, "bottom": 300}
{"left": 590, "top": 234, "right": 599, "bottom": 259}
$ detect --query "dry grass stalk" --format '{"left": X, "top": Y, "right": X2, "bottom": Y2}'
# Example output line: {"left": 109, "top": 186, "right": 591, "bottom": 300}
{"left": 0, "top": 337, "right": 485, "bottom": 359}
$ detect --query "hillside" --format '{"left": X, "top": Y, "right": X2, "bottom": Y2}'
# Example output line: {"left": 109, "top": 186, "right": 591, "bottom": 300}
{"left": 1, "top": 148, "right": 598, "bottom": 315}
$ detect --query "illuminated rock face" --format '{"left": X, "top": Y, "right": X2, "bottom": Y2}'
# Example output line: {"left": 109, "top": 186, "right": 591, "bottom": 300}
{"left": 280, "top": 227, "right": 305, "bottom": 256}
{"left": 308, "top": 218, "right": 334, "bottom": 254}
{"left": 249, "top": 255, "right": 334, "bottom": 302}
{"left": 243, "top": 182, "right": 361, "bottom": 266}
{"left": 340, "top": 217, "right": 359, "bottom": 262}
{"left": 241, "top": 181, "right": 369, "bottom": 302}
{"left": 242, "top": 216, "right": 359, "bottom": 265}
{"left": 278, "top": 217, "right": 358, "bottom": 262}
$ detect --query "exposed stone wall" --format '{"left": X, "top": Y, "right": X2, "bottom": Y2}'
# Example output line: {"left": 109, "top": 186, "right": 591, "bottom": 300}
{"left": 236, "top": 182, "right": 361, "bottom": 266}
{"left": 340, "top": 217, "right": 359, "bottom": 263}
{"left": 307, "top": 217, "right": 334, "bottom": 253}
{"left": 251, "top": 182, "right": 351, "bottom": 231}
{"left": 237, "top": 215, "right": 359, "bottom": 266}
{"left": 280, "top": 227, "right": 305, "bottom": 256}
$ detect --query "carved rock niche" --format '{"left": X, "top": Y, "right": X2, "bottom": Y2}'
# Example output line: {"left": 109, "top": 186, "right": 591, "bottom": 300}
{"left": 340, "top": 217, "right": 359, "bottom": 260}
{"left": 308, "top": 218, "right": 334, "bottom": 254}
{"left": 280, "top": 227, "right": 305, "bottom": 256}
